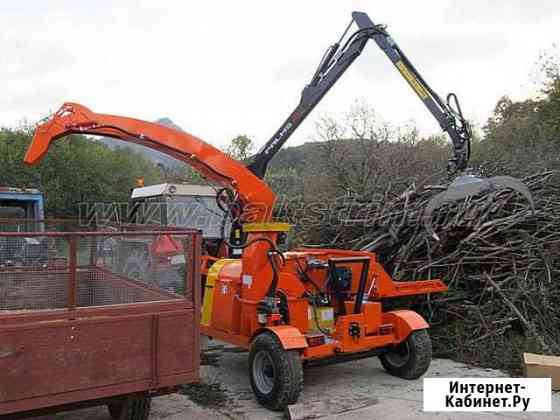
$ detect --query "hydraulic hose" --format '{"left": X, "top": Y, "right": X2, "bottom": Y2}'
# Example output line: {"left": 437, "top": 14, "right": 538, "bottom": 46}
{"left": 216, "top": 188, "right": 284, "bottom": 301}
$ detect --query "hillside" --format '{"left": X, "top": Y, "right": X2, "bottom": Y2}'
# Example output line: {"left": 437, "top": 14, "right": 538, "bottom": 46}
{"left": 96, "top": 117, "right": 185, "bottom": 169}
{"left": 267, "top": 142, "right": 317, "bottom": 174}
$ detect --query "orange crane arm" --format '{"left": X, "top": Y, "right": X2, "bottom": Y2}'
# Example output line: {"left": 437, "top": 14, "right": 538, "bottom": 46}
{"left": 23, "top": 102, "right": 276, "bottom": 222}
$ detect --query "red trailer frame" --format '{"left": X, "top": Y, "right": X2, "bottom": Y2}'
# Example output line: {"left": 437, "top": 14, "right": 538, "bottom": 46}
{"left": 0, "top": 228, "right": 201, "bottom": 419}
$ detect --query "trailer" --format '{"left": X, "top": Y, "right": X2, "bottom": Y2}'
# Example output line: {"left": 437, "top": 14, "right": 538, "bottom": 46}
{"left": 0, "top": 226, "right": 201, "bottom": 420}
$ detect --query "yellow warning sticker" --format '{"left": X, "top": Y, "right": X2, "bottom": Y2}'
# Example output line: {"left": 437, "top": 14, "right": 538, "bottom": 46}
{"left": 395, "top": 60, "right": 429, "bottom": 100}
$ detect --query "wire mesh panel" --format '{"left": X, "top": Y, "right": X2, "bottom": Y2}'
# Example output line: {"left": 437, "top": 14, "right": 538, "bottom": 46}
{"left": 0, "top": 224, "right": 200, "bottom": 313}
{"left": 0, "top": 219, "right": 45, "bottom": 234}
{"left": 0, "top": 234, "right": 66, "bottom": 312}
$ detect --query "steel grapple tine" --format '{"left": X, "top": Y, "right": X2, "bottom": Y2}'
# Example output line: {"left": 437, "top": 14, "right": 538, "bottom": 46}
{"left": 488, "top": 176, "right": 535, "bottom": 213}
{"left": 422, "top": 191, "right": 446, "bottom": 241}
{"left": 422, "top": 179, "right": 491, "bottom": 241}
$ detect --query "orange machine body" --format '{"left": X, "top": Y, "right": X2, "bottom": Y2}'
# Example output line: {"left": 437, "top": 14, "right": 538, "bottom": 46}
{"left": 24, "top": 103, "right": 447, "bottom": 361}
{"left": 200, "top": 244, "right": 445, "bottom": 360}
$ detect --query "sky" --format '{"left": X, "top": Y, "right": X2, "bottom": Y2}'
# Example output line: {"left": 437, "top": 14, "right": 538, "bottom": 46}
{"left": 1, "top": 1, "right": 559, "bottom": 151}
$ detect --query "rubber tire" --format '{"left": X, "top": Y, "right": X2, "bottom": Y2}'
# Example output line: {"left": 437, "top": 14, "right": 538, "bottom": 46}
{"left": 379, "top": 329, "right": 432, "bottom": 379}
{"left": 249, "top": 332, "right": 303, "bottom": 411}
{"left": 107, "top": 394, "right": 151, "bottom": 420}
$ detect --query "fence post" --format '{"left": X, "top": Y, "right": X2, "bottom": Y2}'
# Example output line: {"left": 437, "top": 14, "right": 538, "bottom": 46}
{"left": 191, "top": 232, "right": 201, "bottom": 312}
{"left": 191, "top": 231, "right": 201, "bottom": 378}
{"left": 68, "top": 236, "right": 77, "bottom": 314}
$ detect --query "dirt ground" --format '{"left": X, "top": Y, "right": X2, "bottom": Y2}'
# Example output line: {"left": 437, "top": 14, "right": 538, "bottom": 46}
{"left": 35, "top": 340, "right": 559, "bottom": 420}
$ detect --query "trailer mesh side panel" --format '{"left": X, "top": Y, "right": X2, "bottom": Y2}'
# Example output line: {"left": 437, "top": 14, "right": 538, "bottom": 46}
{"left": 0, "top": 271, "right": 69, "bottom": 311}
{"left": 0, "top": 227, "right": 197, "bottom": 312}
{"left": 0, "top": 234, "right": 67, "bottom": 312}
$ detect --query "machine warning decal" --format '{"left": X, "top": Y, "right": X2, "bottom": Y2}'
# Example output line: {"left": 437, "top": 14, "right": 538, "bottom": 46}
{"left": 395, "top": 60, "right": 429, "bottom": 100}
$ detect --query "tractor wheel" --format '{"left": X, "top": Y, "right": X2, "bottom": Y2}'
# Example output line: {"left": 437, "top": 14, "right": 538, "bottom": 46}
{"left": 379, "top": 329, "right": 432, "bottom": 379}
{"left": 107, "top": 393, "right": 151, "bottom": 420}
{"left": 249, "top": 332, "right": 303, "bottom": 411}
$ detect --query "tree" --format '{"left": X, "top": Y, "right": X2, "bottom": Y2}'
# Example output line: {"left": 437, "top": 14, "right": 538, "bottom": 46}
{"left": 475, "top": 46, "right": 560, "bottom": 176}
{"left": 225, "top": 135, "right": 254, "bottom": 161}
{"left": 311, "top": 103, "right": 448, "bottom": 199}
{"left": 0, "top": 130, "right": 164, "bottom": 217}
{"left": 537, "top": 45, "right": 560, "bottom": 136}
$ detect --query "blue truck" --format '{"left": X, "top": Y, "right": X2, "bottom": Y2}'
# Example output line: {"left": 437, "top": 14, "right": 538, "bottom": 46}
{"left": 0, "top": 187, "right": 44, "bottom": 225}
{"left": 0, "top": 187, "right": 46, "bottom": 265}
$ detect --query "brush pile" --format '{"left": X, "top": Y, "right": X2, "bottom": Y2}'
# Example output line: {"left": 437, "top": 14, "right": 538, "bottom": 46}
{"left": 341, "top": 171, "right": 560, "bottom": 370}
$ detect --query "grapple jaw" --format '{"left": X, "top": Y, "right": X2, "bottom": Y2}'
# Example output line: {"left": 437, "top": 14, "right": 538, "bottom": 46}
{"left": 423, "top": 174, "right": 535, "bottom": 241}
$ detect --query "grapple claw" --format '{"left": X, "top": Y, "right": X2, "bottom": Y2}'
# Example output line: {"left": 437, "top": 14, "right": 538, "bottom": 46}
{"left": 423, "top": 174, "right": 535, "bottom": 241}
{"left": 485, "top": 176, "right": 535, "bottom": 212}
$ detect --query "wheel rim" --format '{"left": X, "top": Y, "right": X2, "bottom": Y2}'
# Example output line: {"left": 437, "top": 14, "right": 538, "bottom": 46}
{"left": 385, "top": 340, "right": 411, "bottom": 368}
{"left": 253, "top": 351, "right": 276, "bottom": 394}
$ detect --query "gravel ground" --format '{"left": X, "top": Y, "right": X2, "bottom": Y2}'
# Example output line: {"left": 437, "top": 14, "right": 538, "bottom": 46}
{"left": 30, "top": 340, "right": 559, "bottom": 420}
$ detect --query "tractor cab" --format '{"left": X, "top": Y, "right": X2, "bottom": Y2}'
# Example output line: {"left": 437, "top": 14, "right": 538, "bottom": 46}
{"left": 129, "top": 183, "right": 224, "bottom": 236}
{"left": 105, "top": 183, "right": 230, "bottom": 289}
{"left": 128, "top": 183, "right": 228, "bottom": 256}
{"left": 109, "top": 183, "right": 229, "bottom": 291}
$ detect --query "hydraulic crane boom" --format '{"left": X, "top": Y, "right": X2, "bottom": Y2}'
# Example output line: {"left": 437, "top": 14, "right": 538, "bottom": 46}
{"left": 24, "top": 103, "right": 277, "bottom": 223}
{"left": 248, "top": 11, "right": 472, "bottom": 179}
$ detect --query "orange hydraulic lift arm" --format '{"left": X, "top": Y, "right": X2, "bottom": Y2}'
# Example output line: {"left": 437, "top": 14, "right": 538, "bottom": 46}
{"left": 23, "top": 103, "right": 277, "bottom": 223}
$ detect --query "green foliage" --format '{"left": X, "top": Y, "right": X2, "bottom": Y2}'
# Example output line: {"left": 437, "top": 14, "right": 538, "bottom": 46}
{"left": 225, "top": 134, "right": 254, "bottom": 161}
{"left": 265, "top": 167, "right": 303, "bottom": 198}
{"left": 159, "top": 164, "right": 204, "bottom": 185}
{"left": 474, "top": 47, "right": 560, "bottom": 177}
{"left": 537, "top": 45, "right": 560, "bottom": 136}
{"left": 0, "top": 130, "right": 164, "bottom": 217}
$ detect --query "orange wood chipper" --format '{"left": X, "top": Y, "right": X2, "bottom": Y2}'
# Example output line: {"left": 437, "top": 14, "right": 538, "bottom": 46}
{"left": 23, "top": 10, "right": 532, "bottom": 411}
